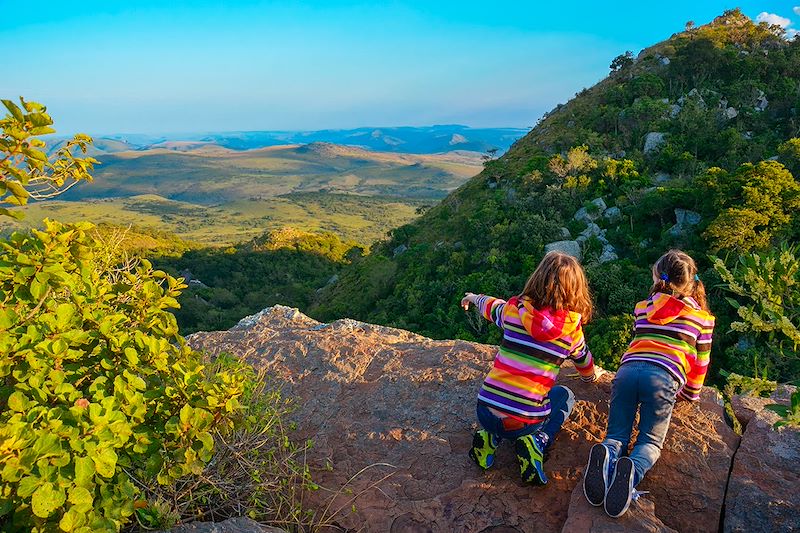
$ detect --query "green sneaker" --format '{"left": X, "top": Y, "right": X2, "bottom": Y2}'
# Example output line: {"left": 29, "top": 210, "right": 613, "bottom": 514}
{"left": 469, "top": 430, "right": 498, "bottom": 469}
{"left": 516, "top": 433, "right": 547, "bottom": 485}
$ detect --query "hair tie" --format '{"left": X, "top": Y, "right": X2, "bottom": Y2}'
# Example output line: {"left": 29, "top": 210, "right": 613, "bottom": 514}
{"left": 694, "top": 274, "right": 700, "bottom": 282}
{"left": 660, "top": 272, "right": 669, "bottom": 282}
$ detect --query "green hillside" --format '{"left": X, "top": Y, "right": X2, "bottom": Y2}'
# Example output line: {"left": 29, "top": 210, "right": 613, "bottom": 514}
{"left": 312, "top": 10, "right": 800, "bottom": 382}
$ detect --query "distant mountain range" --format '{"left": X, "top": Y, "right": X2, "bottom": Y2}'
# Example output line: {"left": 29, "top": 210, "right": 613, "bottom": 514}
{"left": 46, "top": 125, "right": 527, "bottom": 157}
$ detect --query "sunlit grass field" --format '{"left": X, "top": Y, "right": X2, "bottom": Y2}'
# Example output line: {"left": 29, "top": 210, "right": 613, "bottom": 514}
{"left": 3, "top": 143, "right": 481, "bottom": 245}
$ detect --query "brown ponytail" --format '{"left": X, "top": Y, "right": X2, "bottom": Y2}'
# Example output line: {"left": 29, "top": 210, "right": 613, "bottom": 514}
{"left": 649, "top": 249, "right": 709, "bottom": 312}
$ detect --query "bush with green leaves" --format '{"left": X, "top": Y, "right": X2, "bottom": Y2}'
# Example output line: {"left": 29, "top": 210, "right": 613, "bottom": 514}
{"left": 766, "top": 390, "right": 800, "bottom": 428}
{"left": 712, "top": 243, "right": 800, "bottom": 382}
{"left": 0, "top": 98, "right": 97, "bottom": 218}
{"left": 0, "top": 220, "right": 250, "bottom": 532}
{"left": 134, "top": 354, "right": 320, "bottom": 529}
{"left": 584, "top": 314, "right": 635, "bottom": 371}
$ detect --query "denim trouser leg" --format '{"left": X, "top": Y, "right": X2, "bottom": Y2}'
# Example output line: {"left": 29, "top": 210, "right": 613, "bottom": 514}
{"left": 604, "top": 364, "right": 639, "bottom": 463}
{"left": 629, "top": 365, "right": 679, "bottom": 485}
{"left": 602, "top": 361, "right": 679, "bottom": 486}
{"left": 477, "top": 385, "right": 576, "bottom": 444}
{"left": 538, "top": 385, "right": 576, "bottom": 444}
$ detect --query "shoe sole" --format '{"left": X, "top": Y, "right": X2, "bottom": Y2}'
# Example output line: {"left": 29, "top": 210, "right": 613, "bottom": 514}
{"left": 605, "top": 456, "right": 634, "bottom": 518}
{"left": 583, "top": 444, "right": 609, "bottom": 506}
{"left": 515, "top": 436, "right": 547, "bottom": 485}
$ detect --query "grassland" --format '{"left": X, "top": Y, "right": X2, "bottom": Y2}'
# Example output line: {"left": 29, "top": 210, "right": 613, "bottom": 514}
{"left": 4, "top": 143, "right": 481, "bottom": 245}
{"left": 4, "top": 192, "right": 432, "bottom": 245}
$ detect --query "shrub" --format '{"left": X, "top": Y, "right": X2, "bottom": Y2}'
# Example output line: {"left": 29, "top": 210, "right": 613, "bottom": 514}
{"left": 0, "top": 98, "right": 96, "bottom": 218}
{"left": 0, "top": 220, "right": 249, "bottom": 532}
{"left": 133, "top": 353, "right": 319, "bottom": 529}
{"left": 584, "top": 314, "right": 635, "bottom": 370}
{"left": 712, "top": 243, "right": 800, "bottom": 382}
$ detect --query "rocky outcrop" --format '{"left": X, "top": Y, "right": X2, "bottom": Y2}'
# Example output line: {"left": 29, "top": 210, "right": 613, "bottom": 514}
{"left": 574, "top": 198, "right": 607, "bottom": 225}
{"left": 668, "top": 208, "right": 702, "bottom": 238}
{"left": 643, "top": 133, "right": 667, "bottom": 155}
{"left": 188, "top": 306, "right": 741, "bottom": 532}
{"left": 725, "top": 387, "right": 800, "bottom": 533}
{"left": 545, "top": 240, "right": 582, "bottom": 260}
{"left": 561, "top": 483, "right": 677, "bottom": 532}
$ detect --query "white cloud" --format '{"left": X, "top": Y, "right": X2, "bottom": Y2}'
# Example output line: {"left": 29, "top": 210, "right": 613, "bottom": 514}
{"left": 756, "top": 12, "right": 792, "bottom": 27}
{"left": 794, "top": 7, "right": 800, "bottom": 16}
{"left": 787, "top": 28, "right": 800, "bottom": 39}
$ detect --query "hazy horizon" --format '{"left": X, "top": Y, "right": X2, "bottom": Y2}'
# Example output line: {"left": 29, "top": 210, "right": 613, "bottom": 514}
{"left": 3, "top": 1, "right": 797, "bottom": 134}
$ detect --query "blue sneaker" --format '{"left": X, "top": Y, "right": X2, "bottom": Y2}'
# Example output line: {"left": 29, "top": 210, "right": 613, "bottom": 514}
{"left": 515, "top": 433, "right": 547, "bottom": 485}
{"left": 605, "top": 456, "right": 635, "bottom": 517}
{"left": 583, "top": 443, "right": 611, "bottom": 506}
{"left": 469, "top": 429, "right": 499, "bottom": 470}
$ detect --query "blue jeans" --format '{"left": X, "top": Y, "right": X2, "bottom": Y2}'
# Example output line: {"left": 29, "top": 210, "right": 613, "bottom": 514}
{"left": 476, "top": 385, "right": 575, "bottom": 444}
{"left": 603, "top": 361, "right": 679, "bottom": 486}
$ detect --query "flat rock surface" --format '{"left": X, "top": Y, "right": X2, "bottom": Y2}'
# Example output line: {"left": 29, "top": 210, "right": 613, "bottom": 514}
{"left": 725, "top": 391, "right": 800, "bottom": 533}
{"left": 188, "top": 306, "right": 739, "bottom": 533}
{"left": 560, "top": 482, "right": 677, "bottom": 533}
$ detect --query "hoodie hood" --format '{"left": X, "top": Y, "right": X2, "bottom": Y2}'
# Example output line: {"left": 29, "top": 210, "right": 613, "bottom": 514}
{"left": 508, "top": 296, "right": 582, "bottom": 341}
{"left": 646, "top": 292, "right": 701, "bottom": 325}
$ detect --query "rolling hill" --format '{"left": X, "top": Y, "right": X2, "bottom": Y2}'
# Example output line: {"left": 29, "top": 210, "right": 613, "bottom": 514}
{"left": 4, "top": 142, "right": 483, "bottom": 244}
{"left": 44, "top": 125, "right": 527, "bottom": 156}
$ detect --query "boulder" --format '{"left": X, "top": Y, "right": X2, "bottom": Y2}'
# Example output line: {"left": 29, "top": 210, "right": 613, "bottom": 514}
{"left": 545, "top": 240, "right": 582, "bottom": 260}
{"left": 574, "top": 198, "right": 607, "bottom": 224}
{"left": 724, "top": 389, "right": 800, "bottom": 533}
{"left": 675, "top": 209, "right": 701, "bottom": 226}
{"left": 654, "top": 172, "right": 671, "bottom": 184}
{"left": 669, "top": 209, "right": 702, "bottom": 237}
{"left": 581, "top": 223, "right": 602, "bottom": 239}
{"left": 603, "top": 207, "right": 622, "bottom": 224}
{"left": 644, "top": 133, "right": 667, "bottom": 155}
{"left": 598, "top": 245, "right": 618, "bottom": 263}
{"left": 188, "top": 307, "right": 740, "bottom": 533}
{"left": 669, "top": 104, "right": 682, "bottom": 118}
{"left": 679, "top": 88, "right": 707, "bottom": 109}
{"left": 754, "top": 90, "right": 769, "bottom": 112}
{"left": 560, "top": 227, "right": 572, "bottom": 239}
{"left": 393, "top": 244, "right": 408, "bottom": 257}
{"left": 724, "top": 107, "right": 738, "bottom": 120}
{"left": 590, "top": 197, "right": 608, "bottom": 213}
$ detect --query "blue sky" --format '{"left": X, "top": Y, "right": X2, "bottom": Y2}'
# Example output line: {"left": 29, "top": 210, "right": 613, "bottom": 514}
{"left": 0, "top": 1, "right": 796, "bottom": 134}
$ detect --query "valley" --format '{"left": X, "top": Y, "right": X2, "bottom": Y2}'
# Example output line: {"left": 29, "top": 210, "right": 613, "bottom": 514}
{"left": 3, "top": 142, "right": 486, "bottom": 245}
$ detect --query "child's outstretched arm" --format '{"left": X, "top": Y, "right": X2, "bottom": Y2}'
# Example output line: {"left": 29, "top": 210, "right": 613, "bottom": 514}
{"left": 679, "top": 319, "right": 715, "bottom": 401}
{"left": 461, "top": 292, "right": 506, "bottom": 329}
{"left": 569, "top": 325, "right": 599, "bottom": 382}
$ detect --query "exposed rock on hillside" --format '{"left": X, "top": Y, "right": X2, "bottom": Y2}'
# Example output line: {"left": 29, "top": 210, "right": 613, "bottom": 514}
{"left": 544, "top": 240, "right": 581, "bottom": 260}
{"left": 725, "top": 387, "right": 800, "bottom": 533}
{"left": 188, "top": 306, "right": 742, "bottom": 532}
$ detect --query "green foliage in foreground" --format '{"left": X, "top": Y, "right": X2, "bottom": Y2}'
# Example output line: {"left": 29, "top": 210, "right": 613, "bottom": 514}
{"left": 766, "top": 391, "right": 800, "bottom": 428}
{"left": 713, "top": 244, "right": 800, "bottom": 381}
{"left": 0, "top": 220, "right": 251, "bottom": 532}
{"left": 0, "top": 98, "right": 97, "bottom": 218}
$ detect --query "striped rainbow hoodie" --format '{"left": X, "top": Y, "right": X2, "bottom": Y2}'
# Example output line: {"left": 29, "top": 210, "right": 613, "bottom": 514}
{"left": 476, "top": 294, "right": 596, "bottom": 424}
{"left": 620, "top": 293, "right": 715, "bottom": 401}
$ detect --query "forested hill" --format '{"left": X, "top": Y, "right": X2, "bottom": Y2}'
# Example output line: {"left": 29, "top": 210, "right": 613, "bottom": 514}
{"left": 311, "top": 9, "right": 800, "bottom": 383}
